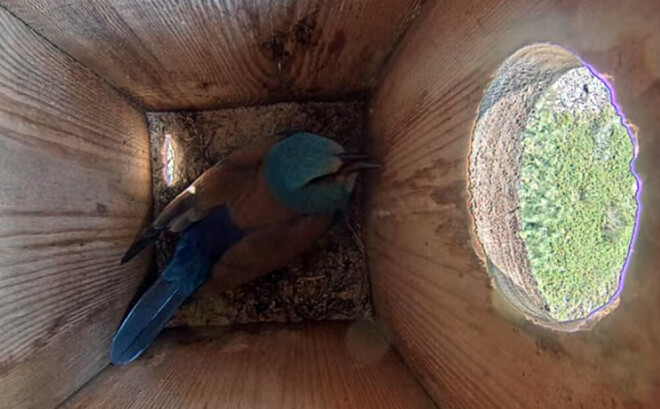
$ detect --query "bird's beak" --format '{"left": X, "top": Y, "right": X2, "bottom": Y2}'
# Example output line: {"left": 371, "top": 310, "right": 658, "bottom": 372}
{"left": 338, "top": 153, "right": 382, "bottom": 171}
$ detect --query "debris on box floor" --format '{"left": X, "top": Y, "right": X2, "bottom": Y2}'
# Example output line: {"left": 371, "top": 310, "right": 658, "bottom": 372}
{"left": 147, "top": 101, "right": 372, "bottom": 325}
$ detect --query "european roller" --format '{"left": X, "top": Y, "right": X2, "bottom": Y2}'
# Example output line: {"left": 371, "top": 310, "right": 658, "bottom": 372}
{"left": 111, "top": 131, "right": 378, "bottom": 364}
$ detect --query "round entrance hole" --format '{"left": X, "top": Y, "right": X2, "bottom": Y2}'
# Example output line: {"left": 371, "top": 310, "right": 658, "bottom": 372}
{"left": 468, "top": 44, "right": 640, "bottom": 330}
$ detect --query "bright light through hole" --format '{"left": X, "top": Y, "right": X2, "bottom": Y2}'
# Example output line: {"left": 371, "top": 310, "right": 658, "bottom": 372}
{"left": 468, "top": 44, "right": 640, "bottom": 330}
{"left": 163, "top": 133, "right": 175, "bottom": 186}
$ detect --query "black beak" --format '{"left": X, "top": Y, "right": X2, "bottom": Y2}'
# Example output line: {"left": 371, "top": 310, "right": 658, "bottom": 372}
{"left": 338, "top": 153, "right": 382, "bottom": 170}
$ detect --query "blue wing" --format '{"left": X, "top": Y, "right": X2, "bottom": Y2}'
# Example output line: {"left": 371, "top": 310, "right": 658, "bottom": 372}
{"left": 111, "top": 206, "right": 243, "bottom": 364}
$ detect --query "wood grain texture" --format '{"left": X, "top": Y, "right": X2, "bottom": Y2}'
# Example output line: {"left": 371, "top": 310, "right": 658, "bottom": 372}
{"left": 61, "top": 322, "right": 437, "bottom": 409}
{"left": 0, "top": 0, "right": 420, "bottom": 111}
{"left": 368, "top": 0, "right": 660, "bottom": 408}
{"left": 0, "top": 6, "right": 152, "bottom": 409}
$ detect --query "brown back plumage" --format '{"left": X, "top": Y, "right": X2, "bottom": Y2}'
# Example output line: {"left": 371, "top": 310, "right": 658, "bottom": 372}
{"left": 121, "top": 134, "right": 285, "bottom": 264}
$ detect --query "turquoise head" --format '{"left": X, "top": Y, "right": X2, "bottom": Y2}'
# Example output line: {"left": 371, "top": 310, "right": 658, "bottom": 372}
{"left": 264, "top": 132, "right": 378, "bottom": 214}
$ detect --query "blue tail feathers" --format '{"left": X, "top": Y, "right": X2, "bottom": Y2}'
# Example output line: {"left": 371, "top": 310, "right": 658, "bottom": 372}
{"left": 110, "top": 275, "right": 198, "bottom": 364}
{"left": 111, "top": 206, "right": 243, "bottom": 364}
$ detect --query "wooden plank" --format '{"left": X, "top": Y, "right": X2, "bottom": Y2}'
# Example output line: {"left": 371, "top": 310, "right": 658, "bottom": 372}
{"left": 0, "top": 0, "right": 421, "bottom": 111}
{"left": 368, "top": 0, "right": 660, "bottom": 408}
{"left": 61, "top": 322, "right": 437, "bottom": 409}
{"left": 0, "top": 6, "right": 152, "bottom": 409}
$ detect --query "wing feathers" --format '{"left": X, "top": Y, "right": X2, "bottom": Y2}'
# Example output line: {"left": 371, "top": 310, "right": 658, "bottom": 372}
{"left": 121, "top": 134, "right": 284, "bottom": 264}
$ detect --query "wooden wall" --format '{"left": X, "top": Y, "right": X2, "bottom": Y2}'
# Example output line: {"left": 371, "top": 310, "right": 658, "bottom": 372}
{"left": 0, "top": 0, "right": 420, "bottom": 111}
{"left": 368, "top": 0, "right": 660, "bottom": 408}
{"left": 0, "top": 6, "right": 152, "bottom": 408}
{"left": 62, "top": 322, "right": 437, "bottom": 409}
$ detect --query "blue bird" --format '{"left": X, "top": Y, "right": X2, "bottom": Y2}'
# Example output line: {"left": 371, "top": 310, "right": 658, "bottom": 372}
{"left": 112, "top": 131, "right": 378, "bottom": 364}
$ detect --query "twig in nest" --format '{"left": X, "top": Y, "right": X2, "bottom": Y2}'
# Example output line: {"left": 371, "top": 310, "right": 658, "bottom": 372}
{"left": 345, "top": 219, "right": 366, "bottom": 255}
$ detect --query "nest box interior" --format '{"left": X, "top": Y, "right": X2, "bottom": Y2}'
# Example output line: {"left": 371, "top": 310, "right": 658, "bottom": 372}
{"left": 149, "top": 101, "right": 372, "bottom": 325}
{"left": 1, "top": 1, "right": 660, "bottom": 408}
